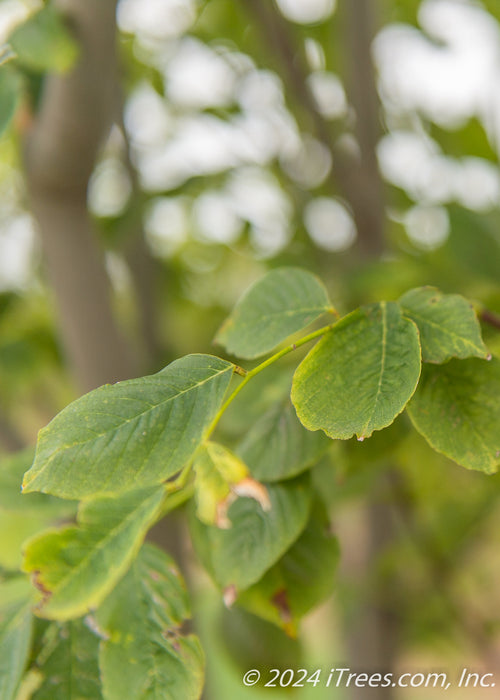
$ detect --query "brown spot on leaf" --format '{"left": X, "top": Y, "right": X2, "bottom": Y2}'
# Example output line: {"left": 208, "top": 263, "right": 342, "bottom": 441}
{"left": 31, "top": 570, "right": 52, "bottom": 603}
{"left": 162, "top": 628, "right": 182, "bottom": 652}
{"left": 272, "top": 589, "right": 292, "bottom": 624}
{"left": 271, "top": 589, "right": 297, "bottom": 636}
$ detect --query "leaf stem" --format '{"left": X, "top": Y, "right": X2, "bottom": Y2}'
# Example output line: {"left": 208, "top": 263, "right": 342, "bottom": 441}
{"left": 206, "top": 321, "right": 337, "bottom": 439}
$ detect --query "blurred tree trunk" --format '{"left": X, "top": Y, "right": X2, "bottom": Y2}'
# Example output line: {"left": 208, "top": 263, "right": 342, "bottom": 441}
{"left": 239, "top": 2, "right": 397, "bottom": 696}
{"left": 23, "top": 0, "right": 137, "bottom": 393}
{"left": 338, "top": 3, "right": 398, "bottom": 697}
{"left": 22, "top": 0, "right": 183, "bottom": 568}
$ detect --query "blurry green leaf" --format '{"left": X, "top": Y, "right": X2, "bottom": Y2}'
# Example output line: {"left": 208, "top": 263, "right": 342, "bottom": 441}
{"left": 215, "top": 267, "right": 333, "bottom": 359}
{"left": 22, "top": 485, "right": 165, "bottom": 620}
{"left": 0, "top": 65, "right": 21, "bottom": 136}
{"left": 97, "top": 544, "right": 204, "bottom": 700}
{"left": 237, "top": 400, "right": 330, "bottom": 482}
{"left": 399, "top": 287, "right": 488, "bottom": 363}
{"left": 407, "top": 358, "right": 500, "bottom": 474}
{"left": 9, "top": 7, "right": 78, "bottom": 73}
{"left": 31, "top": 620, "right": 102, "bottom": 700}
{"left": 292, "top": 302, "right": 421, "bottom": 439}
{"left": 190, "top": 476, "right": 311, "bottom": 591}
{"left": 444, "top": 206, "right": 500, "bottom": 283}
{"left": 0, "top": 577, "right": 33, "bottom": 700}
{"left": 0, "top": 450, "right": 75, "bottom": 571}
{"left": 429, "top": 119, "right": 497, "bottom": 162}
{"left": 236, "top": 506, "right": 339, "bottom": 632}
{"left": 193, "top": 441, "right": 269, "bottom": 528}
{"left": 23, "top": 355, "right": 234, "bottom": 499}
{"left": 218, "top": 606, "right": 302, "bottom": 676}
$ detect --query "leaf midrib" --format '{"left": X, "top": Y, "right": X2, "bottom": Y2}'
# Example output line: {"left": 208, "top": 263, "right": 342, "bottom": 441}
{"left": 359, "top": 302, "right": 388, "bottom": 438}
{"left": 27, "top": 365, "right": 232, "bottom": 487}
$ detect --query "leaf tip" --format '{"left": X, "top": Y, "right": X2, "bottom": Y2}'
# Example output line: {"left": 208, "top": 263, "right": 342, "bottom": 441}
{"left": 232, "top": 478, "right": 271, "bottom": 512}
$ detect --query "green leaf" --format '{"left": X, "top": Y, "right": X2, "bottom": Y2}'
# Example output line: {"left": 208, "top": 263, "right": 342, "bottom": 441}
{"left": 23, "top": 354, "right": 234, "bottom": 499}
{"left": 193, "top": 441, "right": 269, "bottom": 528}
{"left": 236, "top": 506, "right": 339, "bottom": 633}
{"left": 407, "top": 358, "right": 500, "bottom": 474}
{"left": 399, "top": 287, "right": 488, "bottom": 363}
{"left": 215, "top": 267, "right": 333, "bottom": 359}
{"left": 31, "top": 620, "right": 102, "bottom": 700}
{"left": 0, "top": 450, "right": 75, "bottom": 571}
{"left": 22, "top": 485, "right": 165, "bottom": 620}
{"left": 218, "top": 606, "right": 303, "bottom": 674}
{"left": 292, "top": 302, "right": 422, "bottom": 440}
{"left": 9, "top": 7, "right": 78, "bottom": 73}
{"left": 190, "top": 477, "right": 312, "bottom": 591}
{"left": 97, "top": 544, "right": 204, "bottom": 700}
{"left": 237, "top": 400, "right": 330, "bottom": 482}
{"left": 0, "top": 578, "right": 33, "bottom": 700}
{"left": 0, "top": 65, "right": 21, "bottom": 137}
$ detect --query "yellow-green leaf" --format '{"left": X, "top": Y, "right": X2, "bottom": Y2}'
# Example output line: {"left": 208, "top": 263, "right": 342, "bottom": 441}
{"left": 9, "top": 7, "right": 78, "bottom": 73}
{"left": 22, "top": 486, "right": 165, "bottom": 620}
{"left": 193, "top": 441, "right": 269, "bottom": 528}
{"left": 0, "top": 449, "right": 75, "bottom": 571}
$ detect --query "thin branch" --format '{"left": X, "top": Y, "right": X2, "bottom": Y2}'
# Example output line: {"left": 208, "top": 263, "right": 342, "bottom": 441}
{"left": 238, "top": 0, "right": 385, "bottom": 256}
{"left": 480, "top": 309, "right": 500, "bottom": 332}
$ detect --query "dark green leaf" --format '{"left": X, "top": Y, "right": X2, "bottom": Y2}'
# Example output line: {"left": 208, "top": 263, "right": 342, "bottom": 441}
{"left": 0, "top": 65, "right": 21, "bottom": 136}
{"left": 407, "top": 358, "right": 500, "bottom": 474}
{"left": 22, "top": 486, "right": 165, "bottom": 619}
{"left": 292, "top": 302, "right": 421, "bottom": 440}
{"left": 399, "top": 287, "right": 488, "bottom": 363}
{"left": 237, "top": 400, "right": 330, "bottom": 482}
{"left": 190, "top": 477, "right": 312, "bottom": 591}
{"left": 215, "top": 267, "right": 333, "bottom": 359}
{"left": 236, "top": 507, "right": 339, "bottom": 632}
{"left": 97, "top": 544, "right": 204, "bottom": 700}
{"left": 23, "top": 355, "right": 234, "bottom": 499}
{"left": 31, "top": 620, "right": 102, "bottom": 700}
{"left": 0, "top": 577, "right": 33, "bottom": 700}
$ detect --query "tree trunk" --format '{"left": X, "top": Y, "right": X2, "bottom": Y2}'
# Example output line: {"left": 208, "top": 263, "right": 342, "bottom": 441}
{"left": 23, "top": 0, "right": 137, "bottom": 393}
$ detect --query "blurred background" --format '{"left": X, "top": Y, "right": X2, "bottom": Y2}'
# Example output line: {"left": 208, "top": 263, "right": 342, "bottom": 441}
{"left": 0, "top": 0, "right": 500, "bottom": 697}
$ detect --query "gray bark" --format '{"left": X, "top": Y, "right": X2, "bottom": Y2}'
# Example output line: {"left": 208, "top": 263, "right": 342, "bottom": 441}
{"left": 23, "top": 0, "right": 137, "bottom": 392}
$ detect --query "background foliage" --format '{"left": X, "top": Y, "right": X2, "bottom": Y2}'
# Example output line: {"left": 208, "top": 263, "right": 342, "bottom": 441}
{"left": 0, "top": 0, "right": 500, "bottom": 698}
